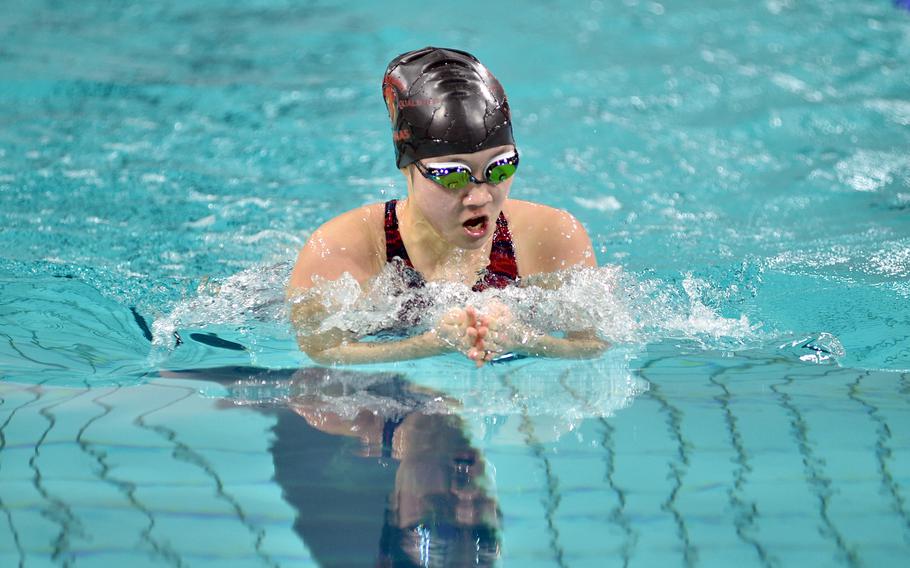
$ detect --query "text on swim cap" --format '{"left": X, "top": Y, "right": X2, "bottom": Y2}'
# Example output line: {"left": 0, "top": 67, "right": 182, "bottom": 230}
{"left": 398, "top": 98, "right": 439, "bottom": 109}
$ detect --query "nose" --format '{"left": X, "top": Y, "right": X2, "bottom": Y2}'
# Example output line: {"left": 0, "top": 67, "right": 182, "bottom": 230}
{"left": 462, "top": 182, "right": 493, "bottom": 207}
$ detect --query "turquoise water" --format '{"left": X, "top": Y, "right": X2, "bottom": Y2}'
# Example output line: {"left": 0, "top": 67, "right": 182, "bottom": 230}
{"left": 2, "top": 0, "right": 909, "bottom": 566}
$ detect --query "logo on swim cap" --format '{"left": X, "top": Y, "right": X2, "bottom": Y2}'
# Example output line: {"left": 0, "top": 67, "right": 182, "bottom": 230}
{"left": 382, "top": 75, "right": 403, "bottom": 125}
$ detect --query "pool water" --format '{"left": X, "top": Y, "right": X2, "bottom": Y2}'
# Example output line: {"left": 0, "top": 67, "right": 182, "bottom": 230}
{"left": 2, "top": 0, "right": 909, "bottom": 566}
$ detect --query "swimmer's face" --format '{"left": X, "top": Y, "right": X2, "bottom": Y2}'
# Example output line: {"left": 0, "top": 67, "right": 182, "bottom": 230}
{"left": 405, "top": 144, "right": 516, "bottom": 249}
{"left": 392, "top": 414, "right": 500, "bottom": 533}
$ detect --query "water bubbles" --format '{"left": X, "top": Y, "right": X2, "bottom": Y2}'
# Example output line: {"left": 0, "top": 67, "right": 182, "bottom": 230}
{"left": 626, "top": 272, "right": 762, "bottom": 349}
{"left": 151, "top": 259, "right": 766, "bottom": 365}
{"left": 864, "top": 99, "right": 910, "bottom": 127}
{"left": 151, "top": 261, "right": 292, "bottom": 348}
{"left": 835, "top": 150, "right": 909, "bottom": 192}
{"left": 573, "top": 195, "right": 622, "bottom": 212}
{"left": 779, "top": 332, "right": 846, "bottom": 364}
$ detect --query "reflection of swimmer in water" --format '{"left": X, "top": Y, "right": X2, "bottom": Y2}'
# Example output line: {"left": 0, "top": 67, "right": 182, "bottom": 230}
{"left": 291, "top": 382, "right": 501, "bottom": 567}
{"left": 288, "top": 47, "right": 608, "bottom": 366}
{"left": 160, "top": 366, "right": 501, "bottom": 567}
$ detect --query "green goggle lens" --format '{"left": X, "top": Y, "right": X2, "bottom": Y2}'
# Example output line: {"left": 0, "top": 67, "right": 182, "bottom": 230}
{"left": 419, "top": 152, "right": 519, "bottom": 190}
{"left": 487, "top": 162, "right": 517, "bottom": 183}
{"left": 434, "top": 170, "right": 472, "bottom": 189}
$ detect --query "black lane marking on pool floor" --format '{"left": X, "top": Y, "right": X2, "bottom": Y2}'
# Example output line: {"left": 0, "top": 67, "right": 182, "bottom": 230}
{"left": 500, "top": 365, "right": 569, "bottom": 568}
{"left": 133, "top": 383, "right": 278, "bottom": 568}
{"left": 32, "top": 388, "right": 92, "bottom": 564}
{"left": 709, "top": 360, "right": 775, "bottom": 568}
{"left": 130, "top": 307, "right": 153, "bottom": 342}
{"left": 848, "top": 371, "right": 910, "bottom": 537}
{"left": 162, "top": 330, "right": 248, "bottom": 351}
{"left": 0, "top": 382, "right": 48, "bottom": 568}
{"left": 1, "top": 332, "right": 69, "bottom": 370}
{"left": 638, "top": 357, "right": 697, "bottom": 568}
{"left": 75, "top": 387, "right": 184, "bottom": 566}
{"left": 131, "top": 312, "right": 249, "bottom": 353}
{"left": 771, "top": 370, "right": 862, "bottom": 568}
{"left": 557, "top": 371, "right": 638, "bottom": 567}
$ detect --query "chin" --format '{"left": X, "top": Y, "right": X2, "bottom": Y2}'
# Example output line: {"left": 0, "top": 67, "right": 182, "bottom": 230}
{"left": 458, "top": 239, "right": 488, "bottom": 251}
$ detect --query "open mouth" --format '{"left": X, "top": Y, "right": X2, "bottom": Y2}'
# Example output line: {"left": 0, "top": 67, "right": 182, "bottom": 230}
{"left": 462, "top": 215, "right": 489, "bottom": 237}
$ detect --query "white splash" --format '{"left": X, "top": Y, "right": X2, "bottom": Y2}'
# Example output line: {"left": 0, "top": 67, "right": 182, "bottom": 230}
{"left": 155, "top": 262, "right": 763, "bottom": 355}
{"left": 573, "top": 195, "right": 622, "bottom": 212}
{"left": 835, "top": 150, "right": 910, "bottom": 192}
{"left": 151, "top": 262, "right": 292, "bottom": 348}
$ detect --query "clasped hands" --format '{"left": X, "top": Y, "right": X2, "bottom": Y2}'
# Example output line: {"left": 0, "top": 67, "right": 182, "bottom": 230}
{"left": 434, "top": 300, "right": 538, "bottom": 367}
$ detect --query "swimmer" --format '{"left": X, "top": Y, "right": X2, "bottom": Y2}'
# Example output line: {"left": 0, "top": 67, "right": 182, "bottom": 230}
{"left": 288, "top": 47, "right": 608, "bottom": 366}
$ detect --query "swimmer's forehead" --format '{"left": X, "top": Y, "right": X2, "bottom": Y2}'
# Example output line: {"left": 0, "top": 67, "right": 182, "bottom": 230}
{"left": 422, "top": 144, "right": 516, "bottom": 164}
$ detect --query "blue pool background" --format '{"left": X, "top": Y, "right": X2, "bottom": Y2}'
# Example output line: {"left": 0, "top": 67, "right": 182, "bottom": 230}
{"left": 1, "top": 0, "right": 910, "bottom": 566}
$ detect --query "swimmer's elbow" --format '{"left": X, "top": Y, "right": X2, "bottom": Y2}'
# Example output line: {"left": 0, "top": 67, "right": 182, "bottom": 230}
{"left": 297, "top": 339, "right": 337, "bottom": 365}
{"left": 566, "top": 331, "right": 609, "bottom": 358}
{"left": 307, "top": 349, "right": 337, "bottom": 366}
{"left": 294, "top": 330, "right": 345, "bottom": 365}
{"left": 591, "top": 337, "right": 610, "bottom": 356}
{"left": 574, "top": 337, "right": 608, "bottom": 359}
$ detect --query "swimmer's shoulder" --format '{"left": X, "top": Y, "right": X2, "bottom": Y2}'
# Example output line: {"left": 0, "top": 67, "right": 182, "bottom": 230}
{"left": 317, "top": 202, "right": 387, "bottom": 240}
{"left": 289, "top": 203, "right": 387, "bottom": 290}
{"left": 504, "top": 199, "right": 597, "bottom": 274}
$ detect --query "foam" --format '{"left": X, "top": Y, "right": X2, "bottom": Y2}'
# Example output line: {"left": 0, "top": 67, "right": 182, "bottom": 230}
{"left": 155, "top": 262, "right": 763, "bottom": 355}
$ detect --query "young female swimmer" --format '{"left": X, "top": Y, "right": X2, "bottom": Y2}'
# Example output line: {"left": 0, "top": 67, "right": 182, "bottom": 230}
{"left": 288, "top": 47, "right": 607, "bottom": 366}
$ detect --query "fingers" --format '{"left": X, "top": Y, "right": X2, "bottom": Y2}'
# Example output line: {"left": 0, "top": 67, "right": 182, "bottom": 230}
{"left": 467, "top": 325, "right": 488, "bottom": 368}
{"left": 465, "top": 305, "right": 477, "bottom": 328}
{"left": 465, "top": 307, "right": 487, "bottom": 349}
{"left": 467, "top": 346, "right": 487, "bottom": 368}
{"left": 441, "top": 305, "right": 508, "bottom": 368}
{"left": 478, "top": 328, "right": 506, "bottom": 360}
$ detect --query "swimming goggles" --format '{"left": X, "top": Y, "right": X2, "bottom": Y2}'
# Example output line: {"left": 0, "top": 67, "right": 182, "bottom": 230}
{"left": 414, "top": 150, "right": 519, "bottom": 190}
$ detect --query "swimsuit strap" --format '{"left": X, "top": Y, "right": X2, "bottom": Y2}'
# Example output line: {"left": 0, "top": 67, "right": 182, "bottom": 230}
{"left": 381, "top": 416, "right": 405, "bottom": 459}
{"left": 384, "top": 200, "right": 425, "bottom": 289}
{"left": 383, "top": 199, "right": 519, "bottom": 291}
{"left": 384, "top": 199, "right": 414, "bottom": 268}
{"left": 473, "top": 212, "right": 519, "bottom": 292}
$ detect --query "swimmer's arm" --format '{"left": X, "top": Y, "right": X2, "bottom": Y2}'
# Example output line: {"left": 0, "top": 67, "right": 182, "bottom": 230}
{"left": 531, "top": 210, "right": 607, "bottom": 356}
{"left": 478, "top": 301, "right": 609, "bottom": 361}
{"left": 287, "top": 209, "right": 407, "bottom": 362}
{"left": 537, "top": 208, "right": 599, "bottom": 271}
{"left": 288, "top": 214, "right": 474, "bottom": 364}
{"left": 288, "top": 210, "right": 382, "bottom": 289}
{"left": 305, "top": 333, "right": 452, "bottom": 365}
{"left": 511, "top": 330, "right": 609, "bottom": 360}
{"left": 481, "top": 210, "right": 608, "bottom": 361}
{"left": 288, "top": 279, "right": 457, "bottom": 364}
{"left": 290, "top": 302, "right": 452, "bottom": 365}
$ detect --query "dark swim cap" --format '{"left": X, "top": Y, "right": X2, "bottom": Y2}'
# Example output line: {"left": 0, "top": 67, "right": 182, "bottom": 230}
{"left": 382, "top": 47, "right": 515, "bottom": 169}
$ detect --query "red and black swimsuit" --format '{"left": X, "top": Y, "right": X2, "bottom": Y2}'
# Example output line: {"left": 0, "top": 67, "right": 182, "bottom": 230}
{"left": 383, "top": 199, "right": 519, "bottom": 291}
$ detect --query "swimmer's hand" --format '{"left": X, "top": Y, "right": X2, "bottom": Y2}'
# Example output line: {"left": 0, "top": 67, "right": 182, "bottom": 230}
{"left": 433, "top": 306, "right": 487, "bottom": 366}
{"left": 470, "top": 301, "right": 539, "bottom": 365}
{"left": 473, "top": 300, "right": 609, "bottom": 364}
{"left": 291, "top": 293, "right": 490, "bottom": 365}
